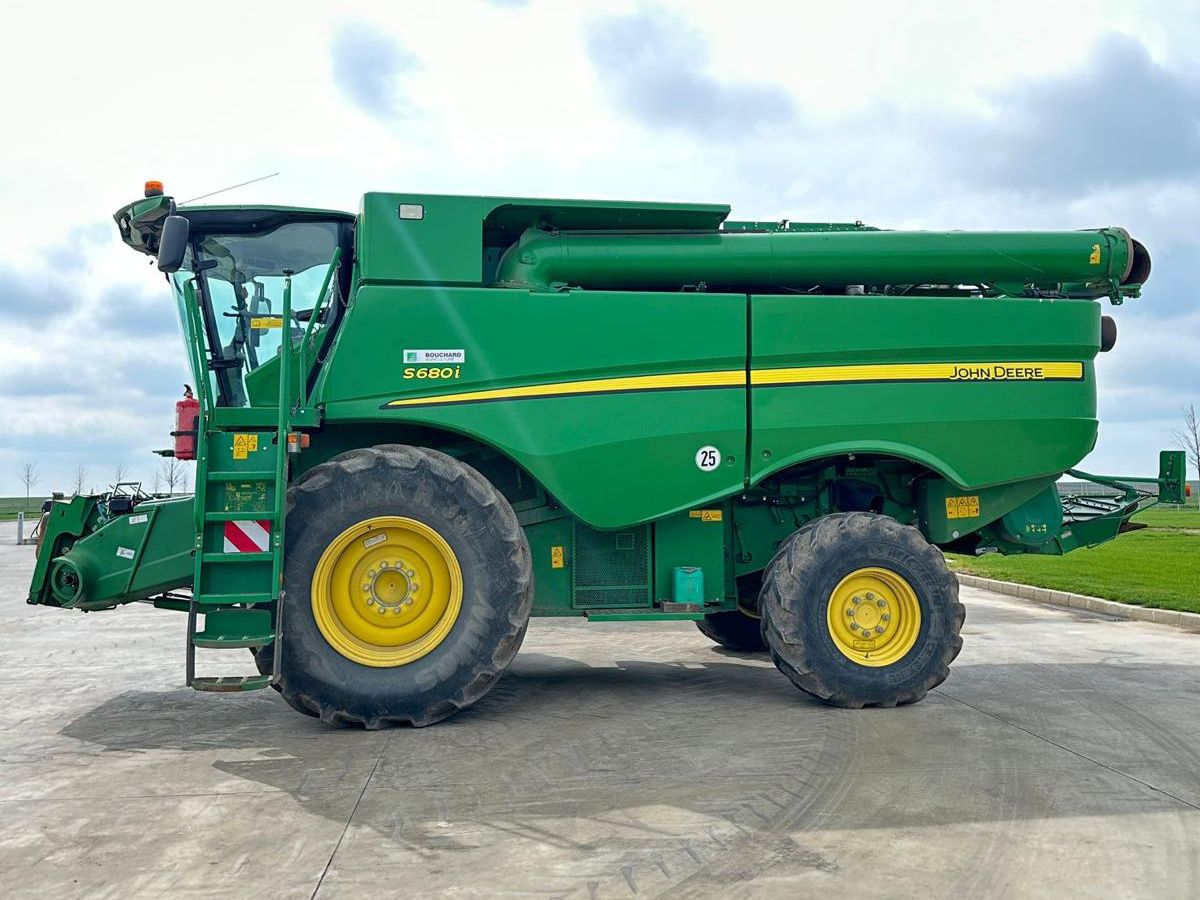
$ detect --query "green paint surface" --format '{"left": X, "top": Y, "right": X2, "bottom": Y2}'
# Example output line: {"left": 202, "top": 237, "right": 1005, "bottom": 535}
{"left": 35, "top": 190, "right": 1166, "bottom": 620}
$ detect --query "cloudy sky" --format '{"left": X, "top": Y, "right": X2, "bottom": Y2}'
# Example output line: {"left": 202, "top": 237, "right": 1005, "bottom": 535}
{"left": 0, "top": 0, "right": 1196, "bottom": 495}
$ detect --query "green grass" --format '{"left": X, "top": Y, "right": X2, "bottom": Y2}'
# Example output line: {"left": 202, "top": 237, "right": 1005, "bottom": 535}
{"left": 0, "top": 496, "right": 48, "bottom": 521}
{"left": 1131, "top": 504, "right": 1200, "bottom": 529}
{"left": 949, "top": 527, "right": 1200, "bottom": 614}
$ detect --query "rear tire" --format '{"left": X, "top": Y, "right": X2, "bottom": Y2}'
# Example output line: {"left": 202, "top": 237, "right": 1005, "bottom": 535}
{"left": 696, "top": 609, "right": 766, "bottom": 652}
{"left": 696, "top": 573, "right": 767, "bottom": 652}
{"left": 276, "top": 445, "right": 533, "bottom": 727}
{"left": 760, "top": 512, "right": 963, "bottom": 708}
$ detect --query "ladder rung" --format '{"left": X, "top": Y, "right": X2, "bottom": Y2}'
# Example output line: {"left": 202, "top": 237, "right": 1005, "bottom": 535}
{"left": 193, "top": 632, "right": 274, "bottom": 649}
{"left": 194, "top": 592, "right": 275, "bottom": 606}
{"left": 210, "top": 408, "right": 280, "bottom": 428}
{"left": 193, "top": 607, "right": 274, "bottom": 648}
{"left": 207, "top": 470, "right": 276, "bottom": 481}
{"left": 201, "top": 552, "right": 273, "bottom": 564}
{"left": 191, "top": 675, "right": 273, "bottom": 692}
{"left": 204, "top": 511, "right": 277, "bottom": 522}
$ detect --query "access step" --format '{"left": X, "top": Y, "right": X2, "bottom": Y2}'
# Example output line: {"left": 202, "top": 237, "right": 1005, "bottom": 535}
{"left": 191, "top": 675, "right": 273, "bottom": 692}
{"left": 193, "top": 592, "right": 275, "bottom": 606}
{"left": 211, "top": 406, "right": 320, "bottom": 429}
{"left": 203, "top": 511, "right": 277, "bottom": 522}
{"left": 193, "top": 608, "right": 274, "bottom": 649}
{"left": 584, "top": 610, "right": 708, "bottom": 621}
{"left": 207, "top": 470, "right": 275, "bottom": 482}
{"left": 200, "top": 552, "right": 274, "bottom": 564}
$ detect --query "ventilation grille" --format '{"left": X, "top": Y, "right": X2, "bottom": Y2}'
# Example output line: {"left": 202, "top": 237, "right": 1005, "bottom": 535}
{"left": 572, "top": 522, "right": 651, "bottom": 608}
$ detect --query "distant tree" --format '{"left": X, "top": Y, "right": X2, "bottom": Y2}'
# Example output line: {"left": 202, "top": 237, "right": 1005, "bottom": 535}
{"left": 72, "top": 465, "right": 89, "bottom": 497}
{"left": 112, "top": 462, "right": 127, "bottom": 486}
{"left": 180, "top": 464, "right": 191, "bottom": 493}
{"left": 1175, "top": 403, "right": 1200, "bottom": 479}
{"left": 151, "top": 469, "right": 163, "bottom": 494}
{"left": 159, "top": 458, "right": 182, "bottom": 495}
{"left": 19, "top": 462, "right": 39, "bottom": 509}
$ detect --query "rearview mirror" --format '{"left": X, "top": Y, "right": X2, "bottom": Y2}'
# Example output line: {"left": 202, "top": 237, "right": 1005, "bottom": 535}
{"left": 157, "top": 215, "right": 190, "bottom": 273}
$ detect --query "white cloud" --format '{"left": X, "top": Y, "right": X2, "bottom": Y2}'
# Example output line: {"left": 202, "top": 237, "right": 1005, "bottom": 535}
{"left": 0, "top": 0, "right": 1196, "bottom": 492}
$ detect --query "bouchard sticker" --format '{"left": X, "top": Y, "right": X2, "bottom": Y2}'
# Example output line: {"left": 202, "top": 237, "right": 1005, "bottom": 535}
{"left": 404, "top": 349, "right": 465, "bottom": 364}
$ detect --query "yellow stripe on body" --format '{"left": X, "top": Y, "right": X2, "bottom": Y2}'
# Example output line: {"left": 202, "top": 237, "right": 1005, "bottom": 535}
{"left": 384, "top": 369, "right": 746, "bottom": 408}
{"left": 751, "top": 361, "right": 1084, "bottom": 386}
{"left": 384, "top": 361, "right": 1084, "bottom": 408}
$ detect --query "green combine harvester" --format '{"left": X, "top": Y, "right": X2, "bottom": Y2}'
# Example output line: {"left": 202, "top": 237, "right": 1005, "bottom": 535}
{"left": 27, "top": 182, "right": 1187, "bottom": 726}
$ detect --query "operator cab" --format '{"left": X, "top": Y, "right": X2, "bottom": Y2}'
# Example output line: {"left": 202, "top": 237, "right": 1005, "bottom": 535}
{"left": 115, "top": 186, "right": 354, "bottom": 407}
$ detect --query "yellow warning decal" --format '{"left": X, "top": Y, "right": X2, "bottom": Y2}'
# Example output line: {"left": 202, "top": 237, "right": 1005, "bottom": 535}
{"left": 689, "top": 509, "right": 724, "bottom": 522}
{"left": 1089, "top": 243, "right": 1102, "bottom": 265}
{"left": 250, "top": 317, "right": 282, "bottom": 329}
{"left": 945, "top": 495, "right": 980, "bottom": 519}
{"left": 550, "top": 546, "right": 565, "bottom": 569}
{"left": 232, "top": 434, "right": 259, "bottom": 460}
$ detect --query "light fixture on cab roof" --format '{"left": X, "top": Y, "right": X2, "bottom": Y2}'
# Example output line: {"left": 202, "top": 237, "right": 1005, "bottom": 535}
{"left": 144, "top": 180, "right": 164, "bottom": 198}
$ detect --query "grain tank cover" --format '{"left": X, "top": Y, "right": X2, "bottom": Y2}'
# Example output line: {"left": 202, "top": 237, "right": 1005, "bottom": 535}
{"left": 356, "top": 192, "right": 731, "bottom": 285}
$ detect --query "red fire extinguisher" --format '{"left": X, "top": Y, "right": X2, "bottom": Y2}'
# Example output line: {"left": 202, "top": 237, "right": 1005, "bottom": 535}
{"left": 172, "top": 385, "right": 200, "bottom": 461}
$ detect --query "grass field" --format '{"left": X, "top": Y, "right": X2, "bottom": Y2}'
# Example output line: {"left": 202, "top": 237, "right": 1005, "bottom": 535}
{"left": 0, "top": 497, "right": 48, "bottom": 521}
{"left": 950, "top": 501, "right": 1200, "bottom": 614}
{"left": 1131, "top": 504, "right": 1200, "bottom": 529}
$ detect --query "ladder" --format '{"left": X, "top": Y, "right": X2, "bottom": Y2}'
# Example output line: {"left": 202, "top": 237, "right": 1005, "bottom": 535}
{"left": 182, "top": 255, "right": 341, "bottom": 691}
{"left": 179, "top": 264, "right": 299, "bottom": 691}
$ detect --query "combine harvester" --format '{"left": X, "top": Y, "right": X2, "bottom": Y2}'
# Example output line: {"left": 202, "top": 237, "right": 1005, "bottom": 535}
{"left": 27, "top": 183, "right": 1187, "bottom": 726}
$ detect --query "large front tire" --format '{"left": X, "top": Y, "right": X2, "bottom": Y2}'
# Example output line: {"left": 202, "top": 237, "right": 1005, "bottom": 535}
{"left": 761, "top": 512, "right": 963, "bottom": 708}
{"left": 276, "top": 445, "right": 532, "bottom": 727}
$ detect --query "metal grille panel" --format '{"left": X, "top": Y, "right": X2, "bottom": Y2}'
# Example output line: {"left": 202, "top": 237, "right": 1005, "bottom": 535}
{"left": 571, "top": 522, "right": 651, "bottom": 608}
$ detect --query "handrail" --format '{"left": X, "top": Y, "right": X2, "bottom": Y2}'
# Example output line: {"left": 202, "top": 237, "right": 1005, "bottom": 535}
{"left": 182, "top": 278, "right": 214, "bottom": 538}
{"left": 271, "top": 274, "right": 293, "bottom": 610}
{"left": 279, "top": 273, "right": 293, "bottom": 422}
{"left": 298, "top": 248, "right": 343, "bottom": 406}
{"left": 182, "top": 279, "right": 214, "bottom": 413}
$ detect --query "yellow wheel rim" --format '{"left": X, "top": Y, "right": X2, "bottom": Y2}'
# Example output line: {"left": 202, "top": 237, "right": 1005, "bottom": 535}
{"left": 826, "top": 567, "right": 922, "bottom": 667}
{"left": 311, "top": 516, "right": 462, "bottom": 667}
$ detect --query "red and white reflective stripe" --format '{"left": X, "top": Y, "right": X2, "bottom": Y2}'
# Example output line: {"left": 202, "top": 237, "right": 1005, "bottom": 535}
{"left": 223, "top": 519, "right": 271, "bottom": 553}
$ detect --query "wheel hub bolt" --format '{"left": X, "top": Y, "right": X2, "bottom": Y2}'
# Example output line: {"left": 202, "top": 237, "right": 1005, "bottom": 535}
{"left": 874, "top": 625, "right": 885, "bottom": 634}
{"left": 850, "top": 622, "right": 860, "bottom": 630}
{"left": 852, "top": 596, "right": 862, "bottom": 605}
{"left": 877, "top": 598, "right": 887, "bottom": 608}
{"left": 881, "top": 613, "right": 891, "bottom": 622}
{"left": 866, "top": 592, "right": 875, "bottom": 601}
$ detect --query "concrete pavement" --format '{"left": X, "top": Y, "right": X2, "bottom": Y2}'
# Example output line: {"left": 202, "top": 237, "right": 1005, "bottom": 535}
{"left": 2, "top": 521, "right": 1199, "bottom": 899}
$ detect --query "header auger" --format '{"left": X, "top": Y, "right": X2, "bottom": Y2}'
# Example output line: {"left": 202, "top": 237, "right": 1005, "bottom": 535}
{"left": 27, "top": 184, "right": 1183, "bottom": 726}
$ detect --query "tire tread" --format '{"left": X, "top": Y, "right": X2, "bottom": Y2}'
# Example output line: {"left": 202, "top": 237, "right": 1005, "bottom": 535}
{"left": 760, "top": 511, "right": 963, "bottom": 708}
{"left": 277, "top": 445, "right": 532, "bottom": 728}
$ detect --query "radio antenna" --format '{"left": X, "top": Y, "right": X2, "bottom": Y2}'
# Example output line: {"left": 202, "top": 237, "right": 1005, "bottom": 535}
{"left": 180, "top": 172, "right": 280, "bottom": 205}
